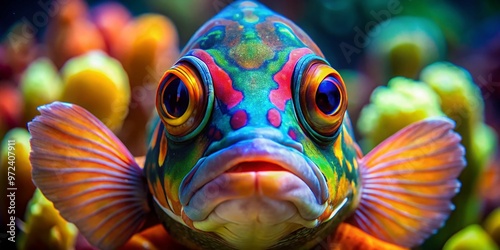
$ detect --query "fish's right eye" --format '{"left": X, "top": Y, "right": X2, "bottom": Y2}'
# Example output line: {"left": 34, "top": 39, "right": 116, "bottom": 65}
{"left": 156, "top": 57, "right": 214, "bottom": 141}
{"left": 162, "top": 76, "right": 189, "bottom": 118}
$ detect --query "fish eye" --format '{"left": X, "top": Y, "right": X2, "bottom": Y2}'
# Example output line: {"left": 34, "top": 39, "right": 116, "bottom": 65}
{"left": 315, "top": 76, "right": 342, "bottom": 115}
{"left": 293, "top": 55, "right": 347, "bottom": 143}
{"left": 156, "top": 56, "right": 214, "bottom": 141}
{"left": 163, "top": 77, "right": 189, "bottom": 118}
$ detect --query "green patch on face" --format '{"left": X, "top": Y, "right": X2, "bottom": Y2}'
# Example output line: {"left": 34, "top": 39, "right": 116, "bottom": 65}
{"left": 229, "top": 40, "right": 275, "bottom": 69}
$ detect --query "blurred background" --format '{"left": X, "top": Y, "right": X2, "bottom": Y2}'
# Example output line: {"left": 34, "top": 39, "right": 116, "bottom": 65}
{"left": 0, "top": 0, "right": 499, "bottom": 249}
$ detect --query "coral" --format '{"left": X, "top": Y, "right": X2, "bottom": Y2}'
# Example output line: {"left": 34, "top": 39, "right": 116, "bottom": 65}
{"left": 17, "top": 189, "right": 78, "bottom": 250}
{"left": 19, "top": 58, "right": 62, "bottom": 124}
{"left": 443, "top": 224, "right": 498, "bottom": 250}
{"left": 357, "top": 76, "right": 444, "bottom": 151}
{"left": 60, "top": 51, "right": 130, "bottom": 132}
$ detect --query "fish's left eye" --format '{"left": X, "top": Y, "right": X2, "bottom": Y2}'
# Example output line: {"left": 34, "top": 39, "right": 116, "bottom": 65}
{"left": 156, "top": 57, "right": 214, "bottom": 141}
{"left": 293, "top": 56, "right": 347, "bottom": 143}
{"left": 315, "top": 76, "right": 342, "bottom": 115}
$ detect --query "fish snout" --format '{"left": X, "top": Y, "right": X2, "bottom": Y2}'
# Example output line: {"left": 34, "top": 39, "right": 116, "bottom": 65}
{"left": 178, "top": 136, "right": 329, "bottom": 225}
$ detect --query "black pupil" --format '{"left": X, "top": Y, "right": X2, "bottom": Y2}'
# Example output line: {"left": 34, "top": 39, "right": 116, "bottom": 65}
{"left": 164, "top": 77, "right": 189, "bottom": 118}
{"left": 315, "top": 76, "right": 341, "bottom": 115}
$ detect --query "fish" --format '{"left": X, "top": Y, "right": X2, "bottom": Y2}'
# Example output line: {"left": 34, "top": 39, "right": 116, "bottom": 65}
{"left": 28, "top": 1, "right": 466, "bottom": 249}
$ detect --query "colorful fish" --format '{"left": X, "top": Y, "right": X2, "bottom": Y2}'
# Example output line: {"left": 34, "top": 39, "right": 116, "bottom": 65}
{"left": 28, "top": 1, "right": 466, "bottom": 249}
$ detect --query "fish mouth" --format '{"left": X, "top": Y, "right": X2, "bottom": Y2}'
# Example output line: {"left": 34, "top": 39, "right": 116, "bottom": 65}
{"left": 227, "top": 161, "right": 287, "bottom": 173}
{"left": 179, "top": 138, "right": 329, "bottom": 223}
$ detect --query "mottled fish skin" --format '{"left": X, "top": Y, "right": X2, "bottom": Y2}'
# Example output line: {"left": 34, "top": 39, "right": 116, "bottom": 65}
{"left": 144, "top": 1, "right": 360, "bottom": 249}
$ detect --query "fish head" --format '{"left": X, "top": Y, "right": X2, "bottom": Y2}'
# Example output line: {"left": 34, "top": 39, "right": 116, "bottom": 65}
{"left": 145, "top": 1, "right": 361, "bottom": 248}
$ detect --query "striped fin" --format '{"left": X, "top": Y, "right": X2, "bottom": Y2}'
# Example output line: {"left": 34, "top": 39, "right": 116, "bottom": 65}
{"left": 29, "top": 102, "right": 150, "bottom": 250}
{"left": 352, "top": 117, "right": 466, "bottom": 247}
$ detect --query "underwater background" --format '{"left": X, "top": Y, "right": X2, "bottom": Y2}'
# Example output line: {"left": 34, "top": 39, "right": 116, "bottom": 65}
{"left": 0, "top": 0, "right": 499, "bottom": 249}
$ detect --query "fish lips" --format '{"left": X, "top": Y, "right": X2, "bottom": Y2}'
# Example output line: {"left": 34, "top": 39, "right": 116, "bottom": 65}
{"left": 179, "top": 138, "right": 329, "bottom": 222}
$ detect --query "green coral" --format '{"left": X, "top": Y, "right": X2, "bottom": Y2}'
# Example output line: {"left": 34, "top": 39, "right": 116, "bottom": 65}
{"left": 19, "top": 58, "right": 63, "bottom": 124}
{"left": 367, "top": 16, "right": 446, "bottom": 82}
{"left": 357, "top": 76, "right": 444, "bottom": 151}
{"left": 358, "top": 61, "right": 498, "bottom": 249}
{"left": 420, "top": 62, "right": 498, "bottom": 248}
{"left": 443, "top": 224, "right": 499, "bottom": 250}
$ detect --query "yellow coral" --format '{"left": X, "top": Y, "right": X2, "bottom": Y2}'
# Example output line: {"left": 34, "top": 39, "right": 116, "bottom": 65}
{"left": 60, "top": 50, "right": 130, "bottom": 132}
{"left": 1, "top": 128, "right": 36, "bottom": 224}
{"left": 18, "top": 189, "right": 78, "bottom": 250}
{"left": 485, "top": 208, "right": 500, "bottom": 246}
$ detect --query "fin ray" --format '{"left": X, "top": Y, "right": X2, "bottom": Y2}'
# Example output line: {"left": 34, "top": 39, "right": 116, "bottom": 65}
{"left": 364, "top": 120, "right": 457, "bottom": 165}
{"left": 368, "top": 147, "right": 462, "bottom": 174}
{"left": 29, "top": 102, "right": 150, "bottom": 250}
{"left": 352, "top": 118, "right": 466, "bottom": 247}
{"left": 31, "top": 136, "right": 136, "bottom": 175}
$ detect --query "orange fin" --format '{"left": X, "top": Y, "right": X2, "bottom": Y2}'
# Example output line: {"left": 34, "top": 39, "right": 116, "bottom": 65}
{"left": 120, "top": 224, "right": 189, "bottom": 250}
{"left": 28, "top": 102, "right": 150, "bottom": 250}
{"left": 351, "top": 117, "right": 466, "bottom": 247}
{"left": 324, "top": 223, "right": 408, "bottom": 250}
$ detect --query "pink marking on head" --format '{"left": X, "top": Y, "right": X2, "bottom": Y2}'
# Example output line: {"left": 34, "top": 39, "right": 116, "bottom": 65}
{"left": 214, "top": 129, "right": 223, "bottom": 141}
{"left": 192, "top": 50, "right": 243, "bottom": 109}
{"left": 230, "top": 109, "right": 248, "bottom": 130}
{"left": 267, "top": 108, "right": 282, "bottom": 127}
{"left": 288, "top": 128, "right": 298, "bottom": 141}
{"left": 208, "top": 126, "right": 223, "bottom": 141}
{"left": 270, "top": 48, "right": 312, "bottom": 111}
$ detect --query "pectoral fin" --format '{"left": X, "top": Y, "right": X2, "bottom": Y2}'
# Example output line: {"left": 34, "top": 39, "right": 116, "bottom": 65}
{"left": 29, "top": 102, "right": 150, "bottom": 250}
{"left": 352, "top": 118, "right": 466, "bottom": 247}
